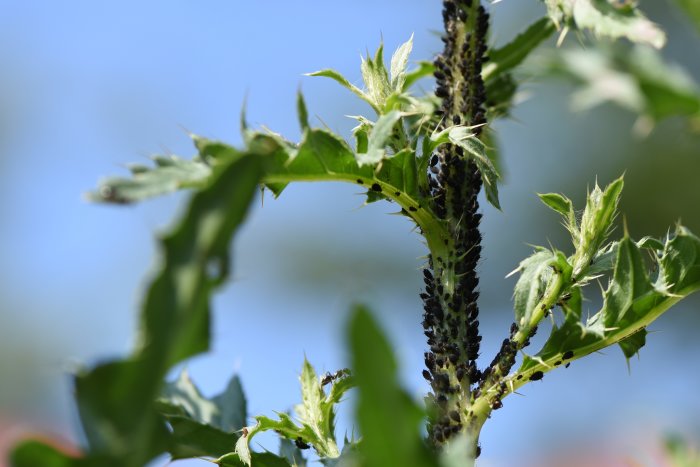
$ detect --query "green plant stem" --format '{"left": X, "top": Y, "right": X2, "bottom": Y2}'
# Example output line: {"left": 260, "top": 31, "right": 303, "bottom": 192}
{"left": 469, "top": 283, "right": 699, "bottom": 443}
{"left": 420, "top": 0, "right": 491, "bottom": 456}
{"left": 512, "top": 270, "right": 566, "bottom": 345}
{"left": 263, "top": 172, "right": 450, "bottom": 250}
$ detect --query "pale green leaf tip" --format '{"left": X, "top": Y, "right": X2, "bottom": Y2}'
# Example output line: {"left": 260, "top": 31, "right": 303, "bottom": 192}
{"left": 240, "top": 94, "right": 250, "bottom": 134}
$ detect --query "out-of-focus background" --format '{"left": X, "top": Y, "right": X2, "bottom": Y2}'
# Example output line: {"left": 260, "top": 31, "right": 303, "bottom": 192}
{"left": 1, "top": 1, "right": 698, "bottom": 466}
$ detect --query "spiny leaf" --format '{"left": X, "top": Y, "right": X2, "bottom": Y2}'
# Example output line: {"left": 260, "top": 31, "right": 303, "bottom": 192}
{"left": 87, "top": 155, "right": 212, "bottom": 204}
{"left": 538, "top": 192, "right": 574, "bottom": 220}
{"left": 573, "top": 176, "right": 624, "bottom": 274}
{"left": 472, "top": 151, "right": 501, "bottom": 210}
{"left": 535, "top": 45, "right": 700, "bottom": 122}
{"left": 235, "top": 360, "right": 354, "bottom": 465}
{"left": 162, "top": 417, "right": 237, "bottom": 460}
{"left": 520, "top": 227, "right": 700, "bottom": 375}
{"left": 250, "top": 129, "right": 433, "bottom": 222}
{"left": 618, "top": 328, "right": 647, "bottom": 360}
{"left": 360, "top": 46, "right": 391, "bottom": 111}
{"left": 660, "top": 226, "right": 700, "bottom": 293}
{"left": 235, "top": 414, "right": 314, "bottom": 466}
{"left": 160, "top": 370, "right": 220, "bottom": 425}
{"left": 602, "top": 235, "right": 654, "bottom": 326}
{"left": 348, "top": 305, "right": 437, "bottom": 467}
{"left": 445, "top": 126, "right": 501, "bottom": 209}
{"left": 306, "top": 69, "right": 377, "bottom": 111}
{"left": 297, "top": 359, "right": 329, "bottom": 443}
{"left": 561, "top": 283, "right": 583, "bottom": 320}
{"left": 156, "top": 370, "right": 246, "bottom": 459}
{"left": 543, "top": 0, "right": 666, "bottom": 48}
{"left": 512, "top": 249, "right": 557, "bottom": 328}
{"left": 483, "top": 17, "right": 556, "bottom": 82}
{"left": 390, "top": 34, "right": 414, "bottom": 91}
{"left": 357, "top": 110, "right": 404, "bottom": 166}
{"left": 429, "top": 124, "right": 502, "bottom": 209}
{"left": 64, "top": 149, "right": 265, "bottom": 465}
{"left": 584, "top": 241, "right": 619, "bottom": 280}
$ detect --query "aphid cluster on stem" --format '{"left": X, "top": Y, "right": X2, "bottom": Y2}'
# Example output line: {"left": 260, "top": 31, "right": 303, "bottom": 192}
{"left": 422, "top": 0, "right": 490, "bottom": 448}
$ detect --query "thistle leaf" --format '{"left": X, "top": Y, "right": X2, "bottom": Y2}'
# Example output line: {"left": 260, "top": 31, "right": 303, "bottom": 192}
{"left": 348, "top": 305, "right": 438, "bottom": 467}
{"left": 390, "top": 34, "right": 414, "bottom": 91}
{"left": 512, "top": 249, "right": 557, "bottom": 328}
{"left": 306, "top": 69, "right": 377, "bottom": 111}
{"left": 155, "top": 370, "right": 247, "bottom": 459}
{"left": 356, "top": 110, "right": 404, "bottom": 166}
{"left": 520, "top": 227, "right": 700, "bottom": 374}
{"left": 543, "top": 0, "right": 666, "bottom": 48}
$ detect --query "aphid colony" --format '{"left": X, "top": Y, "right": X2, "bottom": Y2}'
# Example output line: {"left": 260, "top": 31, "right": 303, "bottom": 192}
{"left": 421, "top": 0, "right": 491, "bottom": 450}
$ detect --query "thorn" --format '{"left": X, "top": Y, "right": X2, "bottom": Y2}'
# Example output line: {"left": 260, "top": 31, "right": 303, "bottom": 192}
{"left": 556, "top": 26, "right": 569, "bottom": 47}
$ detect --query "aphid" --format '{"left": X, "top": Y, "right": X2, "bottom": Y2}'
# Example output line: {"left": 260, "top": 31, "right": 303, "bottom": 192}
{"left": 356, "top": 179, "right": 364, "bottom": 184}
{"left": 435, "top": 86, "right": 449, "bottom": 98}
{"left": 422, "top": 369, "right": 432, "bottom": 381}
{"left": 409, "top": 206, "right": 417, "bottom": 212}
{"left": 242, "top": 427, "right": 249, "bottom": 437}
{"left": 491, "top": 400, "right": 503, "bottom": 410}
{"left": 295, "top": 437, "right": 311, "bottom": 450}
{"left": 434, "top": 429, "right": 445, "bottom": 443}
{"left": 449, "top": 410, "right": 460, "bottom": 422}
{"left": 371, "top": 183, "right": 382, "bottom": 192}
{"left": 529, "top": 371, "right": 544, "bottom": 381}
{"left": 562, "top": 350, "right": 574, "bottom": 360}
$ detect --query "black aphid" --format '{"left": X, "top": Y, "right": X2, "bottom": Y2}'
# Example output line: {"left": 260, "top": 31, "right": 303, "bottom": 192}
{"left": 295, "top": 437, "right": 311, "bottom": 450}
